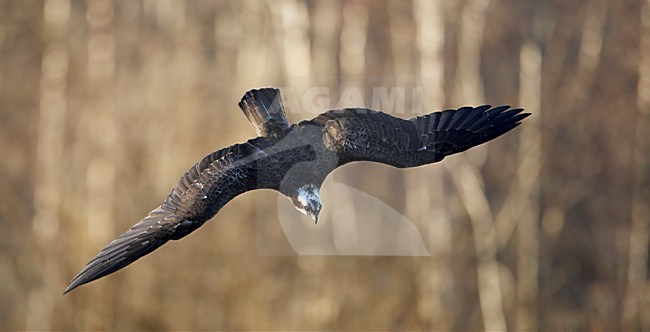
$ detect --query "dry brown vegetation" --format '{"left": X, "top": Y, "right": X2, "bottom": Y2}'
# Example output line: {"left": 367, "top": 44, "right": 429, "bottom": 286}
{"left": 0, "top": 0, "right": 648, "bottom": 330}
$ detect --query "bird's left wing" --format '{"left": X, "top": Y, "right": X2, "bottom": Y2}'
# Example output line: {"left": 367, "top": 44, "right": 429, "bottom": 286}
{"left": 64, "top": 207, "right": 181, "bottom": 294}
{"left": 65, "top": 137, "right": 311, "bottom": 293}
{"left": 312, "top": 105, "right": 529, "bottom": 168}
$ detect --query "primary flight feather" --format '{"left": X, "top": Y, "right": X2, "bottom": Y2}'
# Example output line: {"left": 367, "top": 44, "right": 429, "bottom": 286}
{"left": 65, "top": 88, "right": 529, "bottom": 293}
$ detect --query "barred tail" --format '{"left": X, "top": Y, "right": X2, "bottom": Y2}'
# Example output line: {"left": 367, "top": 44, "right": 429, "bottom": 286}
{"left": 238, "top": 88, "right": 289, "bottom": 138}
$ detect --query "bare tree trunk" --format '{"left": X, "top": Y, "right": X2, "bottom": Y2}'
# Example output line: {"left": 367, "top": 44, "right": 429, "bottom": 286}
{"left": 411, "top": 0, "right": 452, "bottom": 328}
{"left": 312, "top": 0, "right": 341, "bottom": 89}
{"left": 554, "top": 0, "right": 608, "bottom": 114}
{"left": 622, "top": 1, "right": 650, "bottom": 329}
{"left": 454, "top": 0, "right": 488, "bottom": 105}
{"left": 515, "top": 40, "right": 542, "bottom": 331}
{"left": 449, "top": 162, "right": 506, "bottom": 330}
{"left": 78, "top": 0, "right": 118, "bottom": 328}
{"left": 339, "top": 1, "right": 367, "bottom": 90}
{"left": 331, "top": 1, "right": 368, "bottom": 249}
{"left": 270, "top": 0, "right": 313, "bottom": 108}
{"left": 448, "top": 0, "right": 507, "bottom": 330}
{"left": 26, "top": 0, "right": 70, "bottom": 329}
{"left": 235, "top": 0, "right": 267, "bottom": 92}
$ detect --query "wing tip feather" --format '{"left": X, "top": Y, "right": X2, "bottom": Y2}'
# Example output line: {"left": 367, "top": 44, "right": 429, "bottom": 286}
{"left": 63, "top": 211, "right": 177, "bottom": 294}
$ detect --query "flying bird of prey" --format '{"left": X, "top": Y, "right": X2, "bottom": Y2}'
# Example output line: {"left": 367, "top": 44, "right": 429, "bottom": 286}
{"left": 65, "top": 88, "right": 529, "bottom": 293}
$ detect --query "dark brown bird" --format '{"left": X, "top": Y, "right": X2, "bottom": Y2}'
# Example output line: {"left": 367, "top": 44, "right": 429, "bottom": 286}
{"left": 64, "top": 88, "right": 529, "bottom": 293}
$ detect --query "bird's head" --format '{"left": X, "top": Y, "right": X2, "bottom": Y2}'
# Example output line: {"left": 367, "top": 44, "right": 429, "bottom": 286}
{"left": 289, "top": 184, "right": 322, "bottom": 224}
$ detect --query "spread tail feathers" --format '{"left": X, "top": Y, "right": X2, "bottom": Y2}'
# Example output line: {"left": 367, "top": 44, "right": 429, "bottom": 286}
{"left": 238, "top": 88, "right": 289, "bottom": 138}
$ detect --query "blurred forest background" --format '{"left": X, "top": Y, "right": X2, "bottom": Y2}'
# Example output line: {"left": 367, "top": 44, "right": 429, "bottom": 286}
{"left": 1, "top": 0, "right": 649, "bottom": 330}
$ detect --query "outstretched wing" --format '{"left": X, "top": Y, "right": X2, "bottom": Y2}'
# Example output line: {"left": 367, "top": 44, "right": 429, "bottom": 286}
{"left": 313, "top": 105, "right": 529, "bottom": 168}
{"left": 64, "top": 207, "right": 180, "bottom": 294}
{"left": 65, "top": 137, "right": 311, "bottom": 293}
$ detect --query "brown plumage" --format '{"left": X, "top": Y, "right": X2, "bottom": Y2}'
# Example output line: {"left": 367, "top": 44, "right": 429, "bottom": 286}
{"left": 65, "top": 88, "right": 529, "bottom": 293}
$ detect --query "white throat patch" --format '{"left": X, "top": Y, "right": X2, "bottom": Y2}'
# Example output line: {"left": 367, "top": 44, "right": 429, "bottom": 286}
{"left": 296, "top": 184, "right": 320, "bottom": 207}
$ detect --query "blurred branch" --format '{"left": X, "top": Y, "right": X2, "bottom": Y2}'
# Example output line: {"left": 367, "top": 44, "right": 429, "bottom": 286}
{"left": 450, "top": 0, "right": 507, "bottom": 330}
{"left": 514, "top": 40, "right": 542, "bottom": 331}
{"left": 414, "top": 0, "right": 444, "bottom": 107}
{"left": 410, "top": 0, "right": 451, "bottom": 328}
{"left": 235, "top": 0, "right": 266, "bottom": 91}
{"left": 27, "top": 0, "right": 70, "bottom": 329}
{"left": 554, "top": 0, "right": 608, "bottom": 113}
{"left": 622, "top": 0, "right": 650, "bottom": 329}
{"left": 81, "top": 0, "right": 118, "bottom": 328}
{"left": 449, "top": 161, "right": 506, "bottom": 331}
{"left": 311, "top": 1, "right": 340, "bottom": 88}
{"left": 270, "top": 0, "right": 313, "bottom": 95}
{"left": 339, "top": 1, "right": 368, "bottom": 89}
{"left": 497, "top": 0, "right": 608, "bottom": 249}
{"left": 411, "top": 0, "right": 448, "bottom": 256}
{"left": 454, "top": 0, "right": 489, "bottom": 105}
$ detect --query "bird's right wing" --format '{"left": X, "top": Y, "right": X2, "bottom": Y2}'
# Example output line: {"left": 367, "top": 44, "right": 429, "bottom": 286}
{"left": 65, "top": 137, "right": 312, "bottom": 293}
{"left": 314, "top": 105, "right": 529, "bottom": 168}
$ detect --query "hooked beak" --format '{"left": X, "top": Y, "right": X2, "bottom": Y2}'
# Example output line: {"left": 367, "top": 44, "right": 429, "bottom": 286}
{"left": 307, "top": 201, "right": 320, "bottom": 225}
{"left": 309, "top": 212, "right": 319, "bottom": 225}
